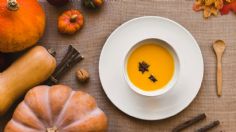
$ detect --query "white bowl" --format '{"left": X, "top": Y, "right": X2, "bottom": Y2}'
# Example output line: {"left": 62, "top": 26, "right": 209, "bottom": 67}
{"left": 123, "top": 38, "right": 180, "bottom": 97}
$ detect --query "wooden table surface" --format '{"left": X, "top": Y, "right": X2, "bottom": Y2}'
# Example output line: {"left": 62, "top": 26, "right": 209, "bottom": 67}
{"left": 1, "top": 0, "right": 236, "bottom": 131}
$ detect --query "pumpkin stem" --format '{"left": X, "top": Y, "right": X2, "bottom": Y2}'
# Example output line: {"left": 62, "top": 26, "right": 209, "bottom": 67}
{"left": 7, "top": 0, "right": 19, "bottom": 11}
{"left": 70, "top": 14, "right": 78, "bottom": 23}
{"left": 47, "top": 48, "right": 56, "bottom": 57}
{"left": 47, "top": 126, "right": 58, "bottom": 132}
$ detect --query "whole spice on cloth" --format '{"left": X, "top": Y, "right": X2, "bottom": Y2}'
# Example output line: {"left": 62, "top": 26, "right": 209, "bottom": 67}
{"left": 172, "top": 113, "right": 206, "bottom": 132}
{"left": 76, "top": 68, "right": 90, "bottom": 83}
{"left": 196, "top": 120, "right": 220, "bottom": 132}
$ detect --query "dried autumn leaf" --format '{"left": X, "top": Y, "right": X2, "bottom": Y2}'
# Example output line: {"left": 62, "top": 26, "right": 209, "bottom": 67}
{"left": 203, "top": 6, "right": 218, "bottom": 18}
{"left": 215, "top": 0, "right": 224, "bottom": 9}
{"left": 197, "top": 0, "right": 204, "bottom": 5}
{"left": 205, "top": 0, "right": 215, "bottom": 6}
{"left": 193, "top": 0, "right": 205, "bottom": 11}
{"left": 193, "top": 0, "right": 227, "bottom": 18}
{"left": 225, "top": 0, "right": 235, "bottom": 3}
{"left": 220, "top": 1, "right": 236, "bottom": 15}
{"left": 193, "top": 3, "right": 204, "bottom": 11}
{"left": 203, "top": 6, "right": 212, "bottom": 18}
{"left": 211, "top": 6, "right": 218, "bottom": 15}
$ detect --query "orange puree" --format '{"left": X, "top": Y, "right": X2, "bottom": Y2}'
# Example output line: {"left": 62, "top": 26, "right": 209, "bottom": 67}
{"left": 127, "top": 43, "right": 174, "bottom": 91}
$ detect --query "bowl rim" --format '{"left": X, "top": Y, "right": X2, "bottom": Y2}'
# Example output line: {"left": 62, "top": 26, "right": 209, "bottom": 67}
{"left": 123, "top": 38, "right": 180, "bottom": 97}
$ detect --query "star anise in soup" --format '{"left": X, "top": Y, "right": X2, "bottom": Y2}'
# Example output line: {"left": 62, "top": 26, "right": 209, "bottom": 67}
{"left": 138, "top": 61, "right": 150, "bottom": 74}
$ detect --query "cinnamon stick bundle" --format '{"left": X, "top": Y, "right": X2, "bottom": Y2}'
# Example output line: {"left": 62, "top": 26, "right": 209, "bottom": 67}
{"left": 45, "top": 45, "right": 83, "bottom": 85}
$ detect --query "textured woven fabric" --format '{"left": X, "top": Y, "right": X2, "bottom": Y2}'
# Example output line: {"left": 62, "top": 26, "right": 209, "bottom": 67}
{"left": 0, "top": 0, "right": 236, "bottom": 131}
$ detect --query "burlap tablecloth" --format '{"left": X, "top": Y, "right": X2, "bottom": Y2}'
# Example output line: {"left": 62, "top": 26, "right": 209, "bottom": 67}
{"left": 0, "top": 0, "right": 236, "bottom": 131}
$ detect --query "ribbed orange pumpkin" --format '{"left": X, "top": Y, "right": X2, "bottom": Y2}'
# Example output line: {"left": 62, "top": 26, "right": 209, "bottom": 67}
{"left": 4, "top": 85, "right": 108, "bottom": 132}
{"left": 0, "top": 0, "right": 45, "bottom": 52}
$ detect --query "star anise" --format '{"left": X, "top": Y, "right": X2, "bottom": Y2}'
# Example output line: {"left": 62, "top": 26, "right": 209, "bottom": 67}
{"left": 138, "top": 61, "right": 150, "bottom": 74}
{"left": 149, "top": 74, "right": 157, "bottom": 83}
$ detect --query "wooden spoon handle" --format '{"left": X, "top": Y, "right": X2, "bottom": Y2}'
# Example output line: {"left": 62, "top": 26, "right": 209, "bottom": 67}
{"left": 217, "top": 57, "right": 222, "bottom": 96}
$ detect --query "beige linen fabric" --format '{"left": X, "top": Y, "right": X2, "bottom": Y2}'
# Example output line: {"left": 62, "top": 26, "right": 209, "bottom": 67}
{"left": 0, "top": 0, "right": 236, "bottom": 131}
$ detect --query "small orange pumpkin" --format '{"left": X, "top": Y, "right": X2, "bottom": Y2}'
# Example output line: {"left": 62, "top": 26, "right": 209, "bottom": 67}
{"left": 58, "top": 10, "right": 84, "bottom": 35}
{"left": 5, "top": 85, "right": 108, "bottom": 132}
{"left": 0, "top": 0, "right": 46, "bottom": 52}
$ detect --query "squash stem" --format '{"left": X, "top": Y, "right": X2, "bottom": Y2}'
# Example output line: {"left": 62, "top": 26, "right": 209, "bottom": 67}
{"left": 7, "top": 0, "right": 19, "bottom": 11}
{"left": 70, "top": 14, "right": 78, "bottom": 23}
{"left": 47, "top": 48, "right": 56, "bottom": 57}
{"left": 47, "top": 126, "right": 58, "bottom": 132}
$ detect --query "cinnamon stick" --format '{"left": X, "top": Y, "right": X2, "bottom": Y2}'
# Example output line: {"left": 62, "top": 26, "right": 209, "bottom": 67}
{"left": 196, "top": 120, "right": 220, "bottom": 132}
{"left": 172, "top": 113, "right": 206, "bottom": 132}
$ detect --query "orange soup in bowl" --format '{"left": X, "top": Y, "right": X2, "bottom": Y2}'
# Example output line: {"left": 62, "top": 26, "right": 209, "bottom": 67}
{"left": 126, "top": 40, "right": 175, "bottom": 91}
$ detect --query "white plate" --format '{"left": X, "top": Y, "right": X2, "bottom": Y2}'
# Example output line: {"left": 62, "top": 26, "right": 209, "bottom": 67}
{"left": 99, "top": 16, "right": 204, "bottom": 120}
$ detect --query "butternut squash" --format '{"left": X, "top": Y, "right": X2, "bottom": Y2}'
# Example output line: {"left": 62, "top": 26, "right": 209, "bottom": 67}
{"left": 0, "top": 46, "right": 56, "bottom": 116}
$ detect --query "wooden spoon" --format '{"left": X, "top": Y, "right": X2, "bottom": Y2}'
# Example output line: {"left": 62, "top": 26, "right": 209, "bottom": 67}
{"left": 213, "top": 40, "right": 226, "bottom": 96}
